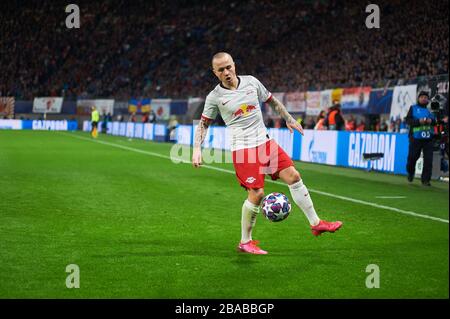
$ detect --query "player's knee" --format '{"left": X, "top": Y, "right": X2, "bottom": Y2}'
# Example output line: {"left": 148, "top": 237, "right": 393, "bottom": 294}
{"left": 290, "top": 169, "right": 301, "bottom": 184}
{"left": 249, "top": 188, "right": 265, "bottom": 203}
{"left": 255, "top": 189, "right": 265, "bottom": 201}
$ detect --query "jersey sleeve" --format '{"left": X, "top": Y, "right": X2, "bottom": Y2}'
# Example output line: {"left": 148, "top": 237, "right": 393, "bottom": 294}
{"left": 252, "top": 76, "right": 272, "bottom": 103}
{"left": 201, "top": 92, "right": 219, "bottom": 121}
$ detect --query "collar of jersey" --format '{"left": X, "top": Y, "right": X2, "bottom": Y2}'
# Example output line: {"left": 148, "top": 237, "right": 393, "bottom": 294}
{"left": 220, "top": 76, "right": 241, "bottom": 90}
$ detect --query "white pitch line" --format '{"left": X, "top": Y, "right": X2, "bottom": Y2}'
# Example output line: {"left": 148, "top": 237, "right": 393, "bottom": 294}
{"left": 375, "top": 196, "right": 407, "bottom": 199}
{"left": 64, "top": 133, "right": 449, "bottom": 224}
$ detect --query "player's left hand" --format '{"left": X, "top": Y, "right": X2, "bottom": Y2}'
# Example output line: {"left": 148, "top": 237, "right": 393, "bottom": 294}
{"left": 287, "top": 121, "right": 304, "bottom": 135}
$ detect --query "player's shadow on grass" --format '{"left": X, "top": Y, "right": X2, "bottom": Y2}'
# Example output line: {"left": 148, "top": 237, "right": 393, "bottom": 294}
{"left": 231, "top": 254, "right": 263, "bottom": 265}
{"left": 90, "top": 239, "right": 239, "bottom": 258}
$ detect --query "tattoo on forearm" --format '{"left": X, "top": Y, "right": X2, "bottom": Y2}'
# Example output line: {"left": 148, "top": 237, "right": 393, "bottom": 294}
{"left": 268, "top": 96, "right": 295, "bottom": 124}
{"left": 194, "top": 118, "right": 210, "bottom": 148}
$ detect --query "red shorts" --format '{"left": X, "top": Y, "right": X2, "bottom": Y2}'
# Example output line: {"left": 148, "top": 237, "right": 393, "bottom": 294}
{"left": 232, "top": 139, "right": 294, "bottom": 190}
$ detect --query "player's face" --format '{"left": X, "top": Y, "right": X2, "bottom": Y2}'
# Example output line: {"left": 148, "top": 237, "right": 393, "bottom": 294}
{"left": 212, "top": 56, "right": 237, "bottom": 86}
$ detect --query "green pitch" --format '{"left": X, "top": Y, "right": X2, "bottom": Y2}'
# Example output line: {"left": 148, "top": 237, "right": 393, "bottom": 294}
{"left": 0, "top": 130, "right": 448, "bottom": 298}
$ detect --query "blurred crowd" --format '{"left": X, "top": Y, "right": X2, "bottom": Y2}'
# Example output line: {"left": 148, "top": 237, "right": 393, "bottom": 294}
{"left": 0, "top": 0, "right": 448, "bottom": 100}
{"left": 279, "top": 114, "right": 404, "bottom": 133}
{"left": 265, "top": 101, "right": 409, "bottom": 133}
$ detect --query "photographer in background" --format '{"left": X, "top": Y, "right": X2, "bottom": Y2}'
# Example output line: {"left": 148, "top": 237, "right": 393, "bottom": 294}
{"left": 405, "top": 91, "right": 436, "bottom": 186}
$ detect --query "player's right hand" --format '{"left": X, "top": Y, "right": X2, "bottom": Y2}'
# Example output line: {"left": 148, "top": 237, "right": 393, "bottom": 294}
{"left": 192, "top": 148, "right": 202, "bottom": 168}
{"left": 287, "top": 121, "right": 304, "bottom": 135}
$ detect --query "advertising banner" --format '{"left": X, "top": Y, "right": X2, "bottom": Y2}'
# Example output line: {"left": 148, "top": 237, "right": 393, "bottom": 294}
{"left": 390, "top": 84, "right": 417, "bottom": 121}
{"left": 285, "top": 92, "right": 306, "bottom": 113}
{"left": 337, "top": 131, "right": 408, "bottom": 174}
{"left": 143, "top": 123, "right": 154, "bottom": 140}
{"left": 0, "top": 97, "right": 15, "bottom": 118}
{"left": 305, "top": 91, "right": 322, "bottom": 116}
{"left": 33, "top": 97, "right": 63, "bottom": 113}
{"left": 341, "top": 87, "right": 371, "bottom": 112}
{"left": 176, "top": 125, "right": 193, "bottom": 146}
{"left": 151, "top": 99, "right": 171, "bottom": 120}
{"left": 128, "top": 98, "right": 151, "bottom": 114}
{"left": 300, "top": 130, "right": 338, "bottom": 165}
{"left": 268, "top": 128, "right": 294, "bottom": 158}
{"left": 0, "top": 119, "right": 21, "bottom": 129}
{"left": 134, "top": 123, "right": 144, "bottom": 139}
{"left": 331, "top": 88, "right": 343, "bottom": 103}
{"left": 367, "top": 88, "right": 393, "bottom": 114}
{"left": 126, "top": 122, "right": 135, "bottom": 138}
{"left": 320, "top": 89, "right": 333, "bottom": 110}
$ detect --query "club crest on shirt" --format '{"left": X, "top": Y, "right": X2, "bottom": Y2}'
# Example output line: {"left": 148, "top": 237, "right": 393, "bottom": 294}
{"left": 233, "top": 104, "right": 257, "bottom": 118}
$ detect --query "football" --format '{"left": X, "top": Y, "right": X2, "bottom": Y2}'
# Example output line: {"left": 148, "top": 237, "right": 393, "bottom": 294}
{"left": 261, "top": 192, "right": 291, "bottom": 222}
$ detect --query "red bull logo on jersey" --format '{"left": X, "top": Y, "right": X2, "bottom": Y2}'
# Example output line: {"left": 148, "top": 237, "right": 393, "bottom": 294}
{"left": 233, "top": 104, "right": 257, "bottom": 118}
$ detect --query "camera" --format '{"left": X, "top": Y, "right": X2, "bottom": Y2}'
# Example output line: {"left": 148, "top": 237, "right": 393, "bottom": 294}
{"left": 429, "top": 94, "right": 449, "bottom": 156}
{"left": 430, "top": 94, "right": 446, "bottom": 122}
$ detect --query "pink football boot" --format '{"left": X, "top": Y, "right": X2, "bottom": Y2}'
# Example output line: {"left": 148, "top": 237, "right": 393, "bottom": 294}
{"left": 311, "top": 220, "right": 343, "bottom": 236}
{"left": 237, "top": 240, "right": 268, "bottom": 255}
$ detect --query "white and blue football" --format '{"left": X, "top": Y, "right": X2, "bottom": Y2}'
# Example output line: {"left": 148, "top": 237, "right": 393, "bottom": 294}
{"left": 261, "top": 192, "right": 291, "bottom": 222}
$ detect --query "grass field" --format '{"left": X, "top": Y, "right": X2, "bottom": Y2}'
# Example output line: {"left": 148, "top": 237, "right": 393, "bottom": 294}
{"left": 0, "top": 130, "right": 448, "bottom": 298}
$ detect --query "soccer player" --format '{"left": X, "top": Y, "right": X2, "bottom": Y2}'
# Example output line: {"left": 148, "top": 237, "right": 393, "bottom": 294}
{"left": 91, "top": 106, "right": 99, "bottom": 138}
{"left": 192, "top": 52, "right": 342, "bottom": 255}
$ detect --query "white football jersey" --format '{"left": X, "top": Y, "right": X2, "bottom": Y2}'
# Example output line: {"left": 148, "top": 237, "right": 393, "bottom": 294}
{"left": 201, "top": 75, "right": 272, "bottom": 151}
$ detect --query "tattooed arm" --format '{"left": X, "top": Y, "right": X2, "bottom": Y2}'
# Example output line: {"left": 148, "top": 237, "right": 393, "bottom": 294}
{"left": 267, "top": 96, "right": 304, "bottom": 135}
{"left": 192, "top": 117, "right": 212, "bottom": 168}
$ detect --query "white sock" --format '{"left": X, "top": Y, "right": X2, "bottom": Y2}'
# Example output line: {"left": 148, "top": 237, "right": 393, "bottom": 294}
{"left": 241, "top": 199, "right": 259, "bottom": 243}
{"left": 288, "top": 179, "right": 320, "bottom": 226}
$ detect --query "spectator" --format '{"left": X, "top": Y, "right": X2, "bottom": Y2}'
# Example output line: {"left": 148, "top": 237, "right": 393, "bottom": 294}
{"left": 129, "top": 112, "right": 137, "bottom": 123}
{"left": 379, "top": 118, "right": 388, "bottom": 132}
{"left": 148, "top": 110, "right": 156, "bottom": 123}
{"left": 101, "top": 113, "right": 108, "bottom": 134}
{"left": 356, "top": 120, "right": 366, "bottom": 132}
{"left": 314, "top": 111, "right": 327, "bottom": 130}
{"left": 142, "top": 112, "right": 149, "bottom": 123}
{"left": 345, "top": 115, "right": 356, "bottom": 131}
{"left": 314, "top": 110, "right": 327, "bottom": 130}
{"left": 373, "top": 118, "right": 381, "bottom": 132}
{"left": 325, "top": 102, "right": 345, "bottom": 130}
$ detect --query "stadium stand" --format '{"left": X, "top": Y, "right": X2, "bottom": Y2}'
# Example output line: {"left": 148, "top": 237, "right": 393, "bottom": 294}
{"left": 0, "top": 0, "right": 448, "bottom": 100}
